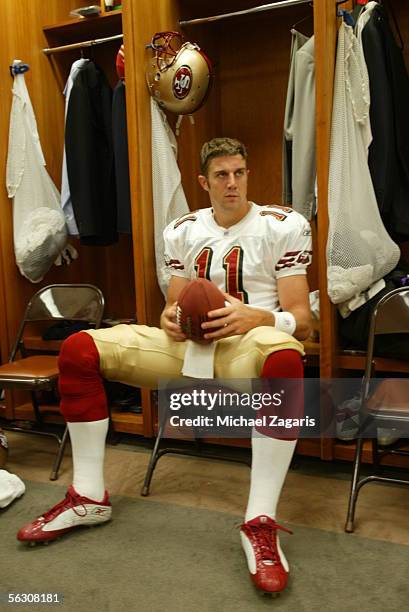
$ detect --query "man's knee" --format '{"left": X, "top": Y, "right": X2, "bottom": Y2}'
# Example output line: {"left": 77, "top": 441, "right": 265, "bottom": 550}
{"left": 59, "top": 332, "right": 100, "bottom": 381}
{"left": 58, "top": 332, "right": 108, "bottom": 422}
{"left": 261, "top": 349, "right": 304, "bottom": 379}
{"left": 257, "top": 349, "right": 304, "bottom": 439}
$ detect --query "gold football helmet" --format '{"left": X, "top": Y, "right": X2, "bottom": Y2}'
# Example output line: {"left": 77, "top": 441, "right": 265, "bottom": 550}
{"left": 146, "top": 31, "right": 212, "bottom": 115}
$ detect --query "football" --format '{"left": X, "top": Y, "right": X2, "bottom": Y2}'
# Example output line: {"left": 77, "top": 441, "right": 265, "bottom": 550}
{"left": 176, "top": 278, "right": 226, "bottom": 344}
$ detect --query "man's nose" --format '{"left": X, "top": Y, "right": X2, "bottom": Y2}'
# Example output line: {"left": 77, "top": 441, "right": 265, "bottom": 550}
{"left": 227, "top": 173, "right": 237, "bottom": 188}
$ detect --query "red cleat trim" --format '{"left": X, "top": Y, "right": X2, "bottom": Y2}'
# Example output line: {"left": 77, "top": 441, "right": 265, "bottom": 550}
{"left": 240, "top": 515, "right": 292, "bottom": 593}
{"left": 17, "top": 486, "right": 111, "bottom": 543}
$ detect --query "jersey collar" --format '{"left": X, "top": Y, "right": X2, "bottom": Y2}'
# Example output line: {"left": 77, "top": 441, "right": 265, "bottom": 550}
{"left": 208, "top": 201, "right": 257, "bottom": 235}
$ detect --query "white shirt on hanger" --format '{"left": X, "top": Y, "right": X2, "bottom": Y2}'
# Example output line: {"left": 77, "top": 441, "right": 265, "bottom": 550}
{"left": 355, "top": 1, "right": 379, "bottom": 43}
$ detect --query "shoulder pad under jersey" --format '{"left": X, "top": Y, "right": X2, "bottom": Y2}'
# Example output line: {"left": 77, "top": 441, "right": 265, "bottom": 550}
{"left": 258, "top": 204, "right": 294, "bottom": 222}
{"left": 173, "top": 211, "right": 198, "bottom": 229}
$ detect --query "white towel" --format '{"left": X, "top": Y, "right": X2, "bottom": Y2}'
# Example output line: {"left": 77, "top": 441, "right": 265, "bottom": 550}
{"left": 182, "top": 341, "right": 216, "bottom": 379}
{"left": 0, "top": 470, "right": 25, "bottom": 508}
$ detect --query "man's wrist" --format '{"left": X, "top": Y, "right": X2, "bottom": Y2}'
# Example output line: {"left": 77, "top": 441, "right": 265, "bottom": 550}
{"left": 247, "top": 306, "right": 275, "bottom": 327}
{"left": 246, "top": 306, "right": 297, "bottom": 334}
{"left": 273, "top": 311, "right": 297, "bottom": 335}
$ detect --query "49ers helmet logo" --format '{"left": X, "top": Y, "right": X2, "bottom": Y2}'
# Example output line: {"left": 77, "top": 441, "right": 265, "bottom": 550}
{"left": 173, "top": 65, "right": 192, "bottom": 99}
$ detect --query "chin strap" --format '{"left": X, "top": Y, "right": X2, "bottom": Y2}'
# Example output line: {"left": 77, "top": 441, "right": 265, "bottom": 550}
{"left": 175, "top": 114, "right": 195, "bottom": 136}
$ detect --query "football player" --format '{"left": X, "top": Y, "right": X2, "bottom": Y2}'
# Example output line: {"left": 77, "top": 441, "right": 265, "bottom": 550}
{"left": 17, "top": 137, "right": 312, "bottom": 595}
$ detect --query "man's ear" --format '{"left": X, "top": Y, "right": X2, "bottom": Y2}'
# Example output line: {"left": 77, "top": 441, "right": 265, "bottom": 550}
{"left": 198, "top": 175, "right": 209, "bottom": 192}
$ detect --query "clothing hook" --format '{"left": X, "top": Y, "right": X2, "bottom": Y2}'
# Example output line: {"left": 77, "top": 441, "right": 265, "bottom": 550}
{"left": 9, "top": 59, "right": 30, "bottom": 77}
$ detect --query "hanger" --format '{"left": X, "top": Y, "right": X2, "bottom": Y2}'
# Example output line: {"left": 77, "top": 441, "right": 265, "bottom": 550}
{"left": 339, "top": 9, "right": 355, "bottom": 26}
{"left": 335, "top": 0, "right": 355, "bottom": 26}
{"left": 80, "top": 45, "right": 95, "bottom": 62}
{"left": 9, "top": 59, "right": 30, "bottom": 77}
{"left": 291, "top": 1, "right": 313, "bottom": 31}
{"left": 354, "top": 0, "right": 404, "bottom": 51}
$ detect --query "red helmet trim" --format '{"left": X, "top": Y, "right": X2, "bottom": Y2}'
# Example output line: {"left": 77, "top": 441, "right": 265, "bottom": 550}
{"left": 150, "top": 31, "right": 184, "bottom": 72}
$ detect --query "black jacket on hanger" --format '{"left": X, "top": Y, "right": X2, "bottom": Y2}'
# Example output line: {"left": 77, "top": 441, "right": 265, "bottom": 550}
{"left": 65, "top": 61, "right": 118, "bottom": 245}
{"left": 112, "top": 80, "right": 132, "bottom": 234}
{"left": 361, "top": 5, "right": 409, "bottom": 240}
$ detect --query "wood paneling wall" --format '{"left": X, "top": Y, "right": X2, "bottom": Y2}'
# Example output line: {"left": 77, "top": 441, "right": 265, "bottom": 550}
{"left": 171, "top": 2, "right": 317, "bottom": 282}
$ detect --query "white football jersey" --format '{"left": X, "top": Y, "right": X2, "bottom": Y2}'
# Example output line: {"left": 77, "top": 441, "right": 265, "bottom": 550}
{"left": 164, "top": 202, "right": 312, "bottom": 311}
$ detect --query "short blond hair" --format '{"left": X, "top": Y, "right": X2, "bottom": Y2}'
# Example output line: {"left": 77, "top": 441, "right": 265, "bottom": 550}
{"left": 200, "top": 137, "right": 248, "bottom": 176}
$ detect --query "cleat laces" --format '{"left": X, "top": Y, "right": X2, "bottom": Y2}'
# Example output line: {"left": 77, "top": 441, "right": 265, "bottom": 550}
{"left": 243, "top": 518, "right": 292, "bottom": 566}
{"left": 42, "top": 490, "right": 88, "bottom": 522}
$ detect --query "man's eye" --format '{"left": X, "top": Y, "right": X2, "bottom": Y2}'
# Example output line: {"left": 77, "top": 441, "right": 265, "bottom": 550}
{"left": 235, "top": 170, "right": 245, "bottom": 176}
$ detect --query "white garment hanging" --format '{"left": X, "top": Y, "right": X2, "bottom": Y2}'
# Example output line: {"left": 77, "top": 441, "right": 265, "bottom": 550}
{"left": 355, "top": 1, "right": 379, "bottom": 43}
{"left": 6, "top": 71, "right": 67, "bottom": 283}
{"left": 61, "top": 59, "right": 89, "bottom": 235}
{"left": 283, "top": 31, "right": 316, "bottom": 220}
{"left": 151, "top": 98, "right": 189, "bottom": 296}
{"left": 326, "top": 23, "right": 400, "bottom": 307}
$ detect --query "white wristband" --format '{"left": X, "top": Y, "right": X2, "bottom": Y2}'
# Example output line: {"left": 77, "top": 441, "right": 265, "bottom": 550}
{"left": 274, "top": 311, "right": 296, "bottom": 336}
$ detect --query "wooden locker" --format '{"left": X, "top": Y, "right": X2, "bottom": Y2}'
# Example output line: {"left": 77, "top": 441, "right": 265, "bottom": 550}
{"left": 124, "top": 0, "right": 337, "bottom": 457}
{"left": 0, "top": 1, "right": 143, "bottom": 434}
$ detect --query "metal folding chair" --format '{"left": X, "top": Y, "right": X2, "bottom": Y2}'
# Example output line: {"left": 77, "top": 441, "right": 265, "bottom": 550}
{"left": 140, "top": 380, "right": 267, "bottom": 496}
{"left": 141, "top": 406, "right": 251, "bottom": 496}
{"left": 345, "top": 286, "right": 409, "bottom": 532}
{"left": 0, "top": 284, "right": 104, "bottom": 480}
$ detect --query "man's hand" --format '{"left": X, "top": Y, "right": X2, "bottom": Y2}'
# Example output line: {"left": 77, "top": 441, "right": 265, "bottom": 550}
{"left": 160, "top": 301, "right": 187, "bottom": 342}
{"left": 201, "top": 294, "right": 274, "bottom": 340}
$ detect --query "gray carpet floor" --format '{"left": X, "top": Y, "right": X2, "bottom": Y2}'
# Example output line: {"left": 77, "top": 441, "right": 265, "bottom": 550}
{"left": 2, "top": 481, "right": 408, "bottom": 612}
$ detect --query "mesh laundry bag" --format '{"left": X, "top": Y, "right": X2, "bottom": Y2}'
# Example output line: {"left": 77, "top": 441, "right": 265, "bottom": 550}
{"left": 15, "top": 206, "right": 67, "bottom": 283}
{"left": 327, "top": 23, "right": 400, "bottom": 305}
{"left": 6, "top": 72, "right": 67, "bottom": 283}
